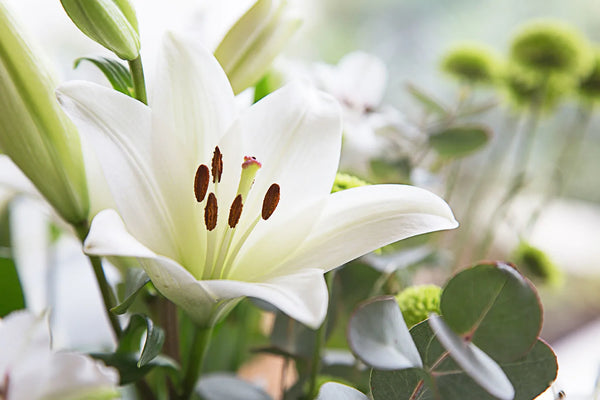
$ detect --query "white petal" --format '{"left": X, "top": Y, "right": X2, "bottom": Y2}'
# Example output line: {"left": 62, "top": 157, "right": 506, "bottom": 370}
{"left": 202, "top": 268, "right": 328, "bottom": 328}
{"left": 337, "top": 52, "right": 388, "bottom": 109}
{"left": 151, "top": 31, "right": 236, "bottom": 164}
{"left": 220, "top": 81, "right": 342, "bottom": 248}
{"left": 317, "top": 382, "right": 369, "bottom": 400}
{"left": 0, "top": 311, "right": 50, "bottom": 375}
{"left": 274, "top": 185, "right": 458, "bottom": 275}
{"left": 57, "top": 82, "right": 179, "bottom": 260}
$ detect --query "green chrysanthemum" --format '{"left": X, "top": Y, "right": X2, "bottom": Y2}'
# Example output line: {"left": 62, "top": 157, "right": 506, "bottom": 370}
{"left": 578, "top": 50, "right": 600, "bottom": 101}
{"left": 502, "top": 63, "right": 569, "bottom": 110}
{"left": 441, "top": 43, "right": 501, "bottom": 85}
{"left": 331, "top": 172, "right": 369, "bottom": 193}
{"left": 512, "top": 241, "right": 563, "bottom": 287}
{"left": 509, "top": 19, "right": 592, "bottom": 79}
{"left": 396, "top": 284, "right": 442, "bottom": 328}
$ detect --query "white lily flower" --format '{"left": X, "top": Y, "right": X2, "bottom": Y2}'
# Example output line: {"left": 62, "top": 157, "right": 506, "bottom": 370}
{"left": 57, "top": 33, "right": 457, "bottom": 328}
{"left": 0, "top": 311, "right": 119, "bottom": 400}
{"left": 313, "top": 51, "right": 420, "bottom": 176}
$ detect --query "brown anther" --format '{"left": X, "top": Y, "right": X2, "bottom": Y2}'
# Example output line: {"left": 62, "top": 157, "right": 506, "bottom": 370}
{"left": 194, "top": 164, "right": 210, "bottom": 202}
{"left": 204, "top": 193, "right": 218, "bottom": 231}
{"left": 211, "top": 146, "right": 223, "bottom": 183}
{"left": 261, "top": 183, "right": 280, "bottom": 220}
{"left": 228, "top": 194, "right": 243, "bottom": 228}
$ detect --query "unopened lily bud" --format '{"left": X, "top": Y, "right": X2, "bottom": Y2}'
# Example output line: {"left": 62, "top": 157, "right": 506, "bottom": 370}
{"left": 0, "top": 2, "right": 89, "bottom": 224}
{"left": 214, "top": 0, "right": 301, "bottom": 94}
{"left": 60, "top": 0, "right": 140, "bottom": 60}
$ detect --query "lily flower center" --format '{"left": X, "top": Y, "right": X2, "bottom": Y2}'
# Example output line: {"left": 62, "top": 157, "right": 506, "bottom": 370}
{"left": 193, "top": 146, "right": 280, "bottom": 280}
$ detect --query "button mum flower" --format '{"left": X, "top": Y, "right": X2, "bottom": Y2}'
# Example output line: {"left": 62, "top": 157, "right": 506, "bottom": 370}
{"left": 57, "top": 33, "right": 458, "bottom": 328}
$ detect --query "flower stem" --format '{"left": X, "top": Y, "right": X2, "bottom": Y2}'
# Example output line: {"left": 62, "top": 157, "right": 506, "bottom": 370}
{"left": 180, "top": 325, "right": 214, "bottom": 400}
{"left": 307, "top": 271, "right": 335, "bottom": 399}
{"left": 128, "top": 55, "right": 148, "bottom": 105}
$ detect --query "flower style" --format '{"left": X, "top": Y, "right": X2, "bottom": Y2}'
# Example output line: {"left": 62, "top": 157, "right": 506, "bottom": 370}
{"left": 0, "top": 311, "right": 119, "bottom": 400}
{"left": 57, "top": 33, "right": 457, "bottom": 328}
{"left": 313, "top": 51, "right": 420, "bottom": 176}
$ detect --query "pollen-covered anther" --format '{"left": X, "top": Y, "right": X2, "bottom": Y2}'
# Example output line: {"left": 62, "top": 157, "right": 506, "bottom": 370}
{"left": 262, "top": 183, "right": 280, "bottom": 220}
{"left": 194, "top": 164, "right": 210, "bottom": 202}
{"left": 204, "top": 193, "right": 218, "bottom": 231}
{"left": 228, "top": 194, "right": 243, "bottom": 228}
{"left": 211, "top": 146, "right": 223, "bottom": 183}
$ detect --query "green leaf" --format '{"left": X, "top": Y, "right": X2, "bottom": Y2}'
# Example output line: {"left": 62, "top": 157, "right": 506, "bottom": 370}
{"left": 0, "top": 257, "right": 25, "bottom": 317}
{"left": 74, "top": 56, "right": 133, "bottom": 96}
{"left": 428, "top": 125, "right": 490, "bottom": 158}
{"left": 440, "top": 262, "right": 542, "bottom": 361}
{"left": 348, "top": 297, "right": 422, "bottom": 370}
{"left": 406, "top": 83, "right": 448, "bottom": 116}
{"left": 268, "top": 311, "right": 316, "bottom": 360}
{"left": 91, "top": 352, "right": 176, "bottom": 385}
{"left": 111, "top": 268, "right": 149, "bottom": 315}
{"left": 118, "top": 314, "right": 165, "bottom": 367}
{"left": 371, "top": 368, "right": 434, "bottom": 400}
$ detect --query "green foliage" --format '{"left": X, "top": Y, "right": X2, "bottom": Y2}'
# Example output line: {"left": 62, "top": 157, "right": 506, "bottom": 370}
{"left": 578, "top": 50, "right": 600, "bottom": 101}
{"left": 441, "top": 43, "right": 502, "bottom": 85}
{"left": 512, "top": 241, "right": 563, "bottom": 287}
{"left": 74, "top": 57, "right": 134, "bottom": 97}
{"left": 428, "top": 125, "right": 490, "bottom": 159}
{"left": 111, "top": 268, "right": 150, "bottom": 314}
{"left": 332, "top": 173, "right": 369, "bottom": 193}
{"left": 0, "top": 257, "right": 25, "bottom": 317}
{"left": 395, "top": 285, "right": 441, "bottom": 328}
{"left": 509, "top": 19, "right": 592, "bottom": 79}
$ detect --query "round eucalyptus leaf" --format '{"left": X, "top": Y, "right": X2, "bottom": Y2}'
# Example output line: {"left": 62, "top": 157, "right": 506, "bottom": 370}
{"left": 441, "top": 262, "right": 542, "bottom": 361}
{"left": 429, "top": 125, "right": 490, "bottom": 158}
{"left": 195, "top": 373, "right": 272, "bottom": 400}
{"left": 371, "top": 368, "right": 434, "bottom": 400}
{"left": 317, "top": 382, "right": 369, "bottom": 400}
{"left": 348, "top": 296, "right": 422, "bottom": 370}
{"left": 429, "top": 315, "right": 514, "bottom": 400}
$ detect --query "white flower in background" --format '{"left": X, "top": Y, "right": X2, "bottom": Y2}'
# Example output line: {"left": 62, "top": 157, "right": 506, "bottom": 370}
{"left": 0, "top": 311, "right": 119, "bottom": 400}
{"left": 57, "top": 32, "right": 457, "bottom": 328}
{"left": 313, "top": 51, "right": 420, "bottom": 176}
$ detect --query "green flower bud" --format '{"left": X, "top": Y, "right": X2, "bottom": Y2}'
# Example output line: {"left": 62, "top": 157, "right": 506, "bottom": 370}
{"left": 395, "top": 284, "right": 442, "bottom": 328}
{"left": 214, "top": 0, "right": 301, "bottom": 94}
{"left": 331, "top": 173, "right": 369, "bottom": 193}
{"left": 502, "top": 63, "right": 569, "bottom": 111}
{"left": 578, "top": 50, "right": 600, "bottom": 102}
{"left": 512, "top": 241, "right": 563, "bottom": 287}
{"left": 441, "top": 43, "right": 501, "bottom": 85}
{"left": 60, "top": 0, "right": 140, "bottom": 60}
{"left": 510, "top": 19, "right": 592, "bottom": 79}
{"left": 0, "top": 2, "right": 89, "bottom": 224}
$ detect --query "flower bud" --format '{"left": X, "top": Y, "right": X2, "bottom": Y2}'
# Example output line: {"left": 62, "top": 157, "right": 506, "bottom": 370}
{"left": 512, "top": 241, "right": 563, "bottom": 287}
{"left": 441, "top": 43, "right": 501, "bottom": 85}
{"left": 395, "top": 284, "right": 442, "bottom": 328}
{"left": 213, "top": 0, "right": 301, "bottom": 94}
{"left": 331, "top": 173, "right": 369, "bottom": 193}
{"left": 60, "top": 0, "right": 140, "bottom": 60}
{"left": 578, "top": 50, "right": 600, "bottom": 102}
{"left": 0, "top": 2, "right": 89, "bottom": 224}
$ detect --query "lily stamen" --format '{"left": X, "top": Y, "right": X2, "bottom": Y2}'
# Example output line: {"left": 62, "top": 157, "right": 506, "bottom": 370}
{"left": 211, "top": 146, "right": 223, "bottom": 183}
{"left": 262, "top": 183, "right": 280, "bottom": 220}
{"left": 228, "top": 194, "right": 243, "bottom": 228}
{"left": 194, "top": 164, "right": 210, "bottom": 202}
{"left": 204, "top": 193, "right": 218, "bottom": 231}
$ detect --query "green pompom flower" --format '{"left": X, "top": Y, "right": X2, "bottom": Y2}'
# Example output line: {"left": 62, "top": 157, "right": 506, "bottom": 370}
{"left": 512, "top": 241, "right": 563, "bottom": 287}
{"left": 509, "top": 19, "right": 591, "bottom": 79}
{"left": 578, "top": 50, "right": 600, "bottom": 101}
{"left": 331, "top": 172, "right": 369, "bottom": 193}
{"left": 396, "top": 284, "right": 442, "bottom": 328}
{"left": 441, "top": 43, "right": 501, "bottom": 85}
{"left": 502, "top": 63, "right": 569, "bottom": 110}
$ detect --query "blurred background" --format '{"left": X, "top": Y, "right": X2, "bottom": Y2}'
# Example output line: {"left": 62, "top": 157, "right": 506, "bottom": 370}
{"left": 4, "top": 0, "right": 600, "bottom": 398}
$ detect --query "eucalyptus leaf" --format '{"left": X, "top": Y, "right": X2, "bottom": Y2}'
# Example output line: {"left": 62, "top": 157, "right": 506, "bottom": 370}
{"left": 348, "top": 297, "right": 422, "bottom": 370}
{"left": 74, "top": 56, "right": 133, "bottom": 96}
{"left": 269, "top": 311, "right": 316, "bottom": 359}
{"left": 118, "top": 314, "right": 165, "bottom": 367}
{"left": 0, "top": 257, "right": 25, "bottom": 317}
{"left": 317, "top": 382, "right": 369, "bottom": 400}
{"left": 195, "top": 373, "right": 272, "bottom": 400}
{"left": 440, "top": 262, "right": 542, "bottom": 361}
{"left": 406, "top": 83, "right": 448, "bottom": 115}
{"left": 428, "top": 314, "right": 514, "bottom": 400}
{"left": 429, "top": 125, "right": 490, "bottom": 158}
{"left": 371, "top": 368, "right": 434, "bottom": 400}
{"left": 111, "top": 268, "right": 150, "bottom": 315}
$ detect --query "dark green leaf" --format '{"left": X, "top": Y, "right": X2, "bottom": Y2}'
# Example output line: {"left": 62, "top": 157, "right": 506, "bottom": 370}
{"left": 406, "top": 83, "right": 449, "bottom": 115}
{"left": 0, "top": 257, "right": 25, "bottom": 317}
{"left": 74, "top": 57, "right": 133, "bottom": 96}
{"left": 429, "top": 125, "right": 490, "bottom": 158}
{"left": 269, "top": 311, "right": 316, "bottom": 359}
{"left": 118, "top": 314, "right": 165, "bottom": 367}
{"left": 371, "top": 368, "right": 435, "bottom": 400}
{"left": 441, "top": 262, "right": 542, "bottom": 361}
{"left": 111, "top": 268, "right": 150, "bottom": 315}
{"left": 91, "top": 352, "right": 176, "bottom": 385}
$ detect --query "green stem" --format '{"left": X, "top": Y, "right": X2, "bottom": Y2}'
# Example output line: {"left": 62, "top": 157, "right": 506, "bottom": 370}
{"left": 180, "top": 325, "right": 214, "bottom": 400}
{"left": 307, "top": 271, "right": 336, "bottom": 399}
{"left": 128, "top": 55, "right": 148, "bottom": 105}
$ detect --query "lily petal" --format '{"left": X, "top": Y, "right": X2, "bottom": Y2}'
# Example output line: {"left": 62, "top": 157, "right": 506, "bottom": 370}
{"left": 57, "top": 81, "right": 179, "bottom": 260}
{"left": 272, "top": 184, "right": 458, "bottom": 275}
